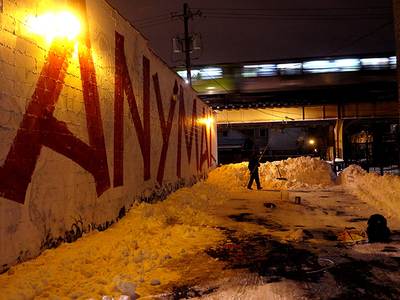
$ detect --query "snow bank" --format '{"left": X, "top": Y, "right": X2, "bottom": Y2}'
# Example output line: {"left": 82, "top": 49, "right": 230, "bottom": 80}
{"left": 209, "top": 156, "right": 336, "bottom": 190}
{"left": 339, "top": 165, "right": 400, "bottom": 219}
{"left": 0, "top": 181, "right": 227, "bottom": 299}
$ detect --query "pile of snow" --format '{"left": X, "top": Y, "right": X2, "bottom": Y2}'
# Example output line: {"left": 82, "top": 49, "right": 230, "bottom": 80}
{"left": 208, "top": 162, "right": 249, "bottom": 189}
{"left": 339, "top": 165, "right": 400, "bottom": 219}
{"left": 209, "top": 156, "right": 336, "bottom": 190}
{"left": 0, "top": 181, "right": 227, "bottom": 299}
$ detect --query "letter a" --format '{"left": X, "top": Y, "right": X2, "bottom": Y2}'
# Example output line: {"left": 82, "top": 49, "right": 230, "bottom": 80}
{"left": 0, "top": 2, "right": 110, "bottom": 204}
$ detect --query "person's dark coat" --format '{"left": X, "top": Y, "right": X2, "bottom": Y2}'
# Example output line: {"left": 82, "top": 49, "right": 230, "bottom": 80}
{"left": 248, "top": 156, "right": 260, "bottom": 172}
{"left": 247, "top": 155, "right": 261, "bottom": 189}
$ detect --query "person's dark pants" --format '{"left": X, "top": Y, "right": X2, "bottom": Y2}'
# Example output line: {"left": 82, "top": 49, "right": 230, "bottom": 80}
{"left": 248, "top": 169, "right": 261, "bottom": 189}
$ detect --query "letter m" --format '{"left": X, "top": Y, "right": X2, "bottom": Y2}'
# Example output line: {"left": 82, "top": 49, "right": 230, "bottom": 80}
{"left": 176, "top": 88, "right": 198, "bottom": 178}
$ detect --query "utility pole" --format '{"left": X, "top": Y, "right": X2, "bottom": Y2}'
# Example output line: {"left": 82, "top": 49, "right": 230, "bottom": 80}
{"left": 183, "top": 3, "right": 192, "bottom": 86}
{"left": 172, "top": 3, "right": 201, "bottom": 86}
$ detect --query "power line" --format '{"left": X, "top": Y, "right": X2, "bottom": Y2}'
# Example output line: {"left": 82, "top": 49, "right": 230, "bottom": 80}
{"left": 202, "top": 10, "right": 391, "bottom": 18}
{"left": 138, "top": 20, "right": 175, "bottom": 29}
{"left": 203, "top": 15, "right": 390, "bottom": 21}
{"left": 255, "top": 108, "right": 293, "bottom": 120}
{"left": 136, "top": 19, "right": 171, "bottom": 27}
{"left": 331, "top": 20, "right": 393, "bottom": 54}
{"left": 203, "top": 12, "right": 391, "bottom": 17}
{"left": 194, "top": 6, "right": 392, "bottom": 12}
{"left": 129, "top": 7, "right": 391, "bottom": 28}
{"left": 135, "top": 16, "right": 172, "bottom": 26}
{"left": 195, "top": 6, "right": 392, "bottom": 21}
{"left": 134, "top": 13, "right": 171, "bottom": 23}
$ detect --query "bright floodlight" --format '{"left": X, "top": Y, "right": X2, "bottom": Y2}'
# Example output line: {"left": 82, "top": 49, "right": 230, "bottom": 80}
{"left": 198, "top": 117, "right": 214, "bottom": 127}
{"left": 27, "top": 11, "right": 81, "bottom": 43}
{"left": 308, "top": 139, "right": 315, "bottom": 145}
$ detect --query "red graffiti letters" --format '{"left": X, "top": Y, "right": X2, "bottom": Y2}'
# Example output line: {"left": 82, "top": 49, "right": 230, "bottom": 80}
{"left": 0, "top": 28, "right": 214, "bottom": 204}
{"left": 114, "top": 31, "right": 151, "bottom": 186}
{"left": 209, "top": 114, "right": 217, "bottom": 165}
{"left": 177, "top": 90, "right": 199, "bottom": 177}
{"left": 199, "top": 108, "right": 210, "bottom": 170}
{"left": 0, "top": 38, "right": 111, "bottom": 204}
{"left": 153, "top": 75, "right": 177, "bottom": 184}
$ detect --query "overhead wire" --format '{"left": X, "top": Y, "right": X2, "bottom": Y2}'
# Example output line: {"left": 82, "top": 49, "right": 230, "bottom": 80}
{"left": 131, "top": 6, "right": 392, "bottom": 28}
{"left": 331, "top": 20, "right": 394, "bottom": 54}
{"left": 134, "top": 13, "right": 171, "bottom": 23}
{"left": 201, "top": 11, "right": 391, "bottom": 21}
{"left": 133, "top": 11, "right": 182, "bottom": 28}
{"left": 138, "top": 19, "right": 176, "bottom": 28}
{"left": 203, "top": 16, "right": 390, "bottom": 22}
{"left": 201, "top": 11, "right": 390, "bottom": 16}
{"left": 193, "top": 6, "right": 391, "bottom": 21}
{"left": 193, "top": 6, "right": 392, "bottom": 12}
{"left": 255, "top": 108, "right": 294, "bottom": 120}
{"left": 135, "top": 16, "right": 172, "bottom": 27}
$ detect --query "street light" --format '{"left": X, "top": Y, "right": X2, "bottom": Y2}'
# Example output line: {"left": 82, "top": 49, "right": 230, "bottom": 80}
{"left": 198, "top": 116, "right": 214, "bottom": 127}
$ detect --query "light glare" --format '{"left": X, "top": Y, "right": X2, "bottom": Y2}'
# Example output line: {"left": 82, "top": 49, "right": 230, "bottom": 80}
{"left": 27, "top": 11, "right": 81, "bottom": 43}
{"left": 198, "top": 117, "right": 214, "bottom": 127}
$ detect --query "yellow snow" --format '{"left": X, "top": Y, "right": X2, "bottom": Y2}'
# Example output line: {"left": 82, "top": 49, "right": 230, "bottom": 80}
{"left": 2, "top": 157, "right": 395, "bottom": 299}
{"left": 209, "top": 156, "right": 335, "bottom": 190}
{"left": 0, "top": 182, "right": 228, "bottom": 299}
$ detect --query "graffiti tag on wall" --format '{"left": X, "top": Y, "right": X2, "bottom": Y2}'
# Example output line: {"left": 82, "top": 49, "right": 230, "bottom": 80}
{"left": 0, "top": 24, "right": 214, "bottom": 204}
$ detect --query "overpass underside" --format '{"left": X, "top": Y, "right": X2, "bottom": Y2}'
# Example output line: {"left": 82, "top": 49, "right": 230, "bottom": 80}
{"left": 215, "top": 100, "right": 398, "bottom": 124}
{"left": 215, "top": 102, "right": 399, "bottom": 171}
{"left": 195, "top": 59, "right": 399, "bottom": 169}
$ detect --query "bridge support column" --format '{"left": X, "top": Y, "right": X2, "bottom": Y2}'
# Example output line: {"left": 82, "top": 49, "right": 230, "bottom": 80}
{"left": 334, "top": 119, "right": 344, "bottom": 160}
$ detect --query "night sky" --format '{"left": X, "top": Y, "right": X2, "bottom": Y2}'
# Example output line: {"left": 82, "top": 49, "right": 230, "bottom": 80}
{"left": 107, "top": 0, "right": 395, "bottom": 67}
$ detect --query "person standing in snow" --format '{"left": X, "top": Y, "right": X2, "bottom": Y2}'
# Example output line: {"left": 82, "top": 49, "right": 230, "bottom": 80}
{"left": 247, "top": 152, "right": 262, "bottom": 190}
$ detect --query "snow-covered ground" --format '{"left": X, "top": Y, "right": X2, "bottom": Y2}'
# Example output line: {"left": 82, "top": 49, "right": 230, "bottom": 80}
{"left": 339, "top": 164, "right": 400, "bottom": 221}
{"left": 209, "top": 156, "right": 335, "bottom": 190}
{"left": 1, "top": 157, "right": 400, "bottom": 299}
{"left": 0, "top": 181, "right": 228, "bottom": 299}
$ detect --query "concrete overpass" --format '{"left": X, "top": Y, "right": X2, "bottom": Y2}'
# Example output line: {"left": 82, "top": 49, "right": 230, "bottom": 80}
{"left": 176, "top": 53, "right": 399, "bottom": 168}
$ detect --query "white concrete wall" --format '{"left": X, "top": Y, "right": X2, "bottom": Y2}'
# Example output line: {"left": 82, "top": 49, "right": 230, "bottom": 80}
{"left": 0, "top": 0, "right": 216, "bottom": 272}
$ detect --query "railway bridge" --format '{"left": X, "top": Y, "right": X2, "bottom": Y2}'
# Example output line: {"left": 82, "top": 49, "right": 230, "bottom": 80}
{"left": 177, "top": 54, "right": 399, "bottom": 170}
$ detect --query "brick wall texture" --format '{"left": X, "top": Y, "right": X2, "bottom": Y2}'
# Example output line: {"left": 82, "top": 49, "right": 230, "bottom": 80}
{"left": 0, "top": 0, "right": 217, "bottom": 271}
